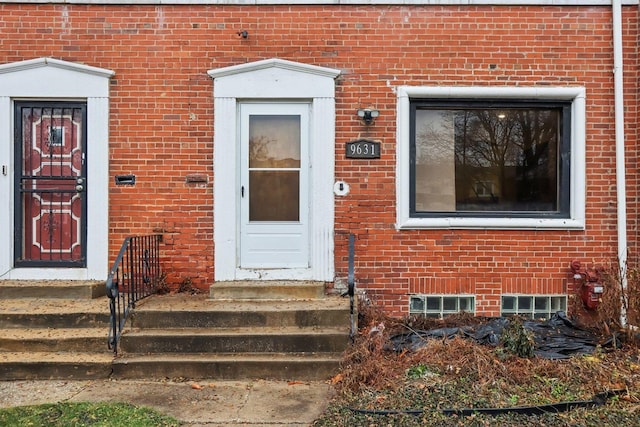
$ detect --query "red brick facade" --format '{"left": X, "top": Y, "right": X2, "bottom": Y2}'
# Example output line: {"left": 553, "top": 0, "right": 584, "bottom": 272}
{"left": 1, "top": 2, "right": 638, "bottom": 316}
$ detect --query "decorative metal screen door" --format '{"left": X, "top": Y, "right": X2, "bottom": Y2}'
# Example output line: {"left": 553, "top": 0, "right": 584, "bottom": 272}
{"left": 14, "top": 102, "right": 87, "bottom": 267}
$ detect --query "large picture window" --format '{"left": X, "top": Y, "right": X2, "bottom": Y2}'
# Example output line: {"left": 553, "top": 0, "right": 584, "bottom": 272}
{"left": 396, "top": 86, "right": 585, "bottom": 229}
{"left": 411, "top": 101, "right": 570, "bottom": 217}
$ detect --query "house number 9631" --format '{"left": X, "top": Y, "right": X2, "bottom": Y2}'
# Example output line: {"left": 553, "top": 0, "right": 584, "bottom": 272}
{"left": 345, "top": 140, "right": 381, "bottom": 159}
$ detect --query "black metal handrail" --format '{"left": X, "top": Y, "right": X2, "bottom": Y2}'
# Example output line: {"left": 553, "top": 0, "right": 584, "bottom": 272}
{"left": 107, "top": 234, "right": 162, "bottom": 354}
{"left": 342, "top": 233, "right": 357, "bottom": 341}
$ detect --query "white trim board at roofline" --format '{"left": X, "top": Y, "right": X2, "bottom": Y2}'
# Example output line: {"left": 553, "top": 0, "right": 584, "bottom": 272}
{"left": 1, "top": 1, "right": 638, "bottom": 6}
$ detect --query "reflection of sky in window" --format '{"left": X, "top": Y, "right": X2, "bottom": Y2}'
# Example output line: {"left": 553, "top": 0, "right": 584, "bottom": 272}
{"left": 249, "top": 115, "right": 300, "bottom": 163}
{"left": 415, "top": 110, "right": 455, "bottom": 164}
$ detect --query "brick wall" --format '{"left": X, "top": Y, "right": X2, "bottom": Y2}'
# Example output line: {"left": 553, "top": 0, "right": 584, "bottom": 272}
{"left": 1, "top": 3, "right": 637, "bottom": 316}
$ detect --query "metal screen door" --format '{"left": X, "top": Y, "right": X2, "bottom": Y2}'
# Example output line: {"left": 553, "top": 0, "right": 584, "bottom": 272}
{"left": 239, "top": 103, "right": 310, "bottom": 269}
{"left": 14, "top": 102, "right": 87, "bottom": 267}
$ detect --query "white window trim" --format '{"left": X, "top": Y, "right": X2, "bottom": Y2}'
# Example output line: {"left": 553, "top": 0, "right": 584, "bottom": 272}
{"left": 1, "top": 1, "right": 637, "bottom": 6}
{"left": 396, "top": 85, "right": 586, "bottom": 230}
{"left": 0, "top": 58, "right": 113, "bottom": 280}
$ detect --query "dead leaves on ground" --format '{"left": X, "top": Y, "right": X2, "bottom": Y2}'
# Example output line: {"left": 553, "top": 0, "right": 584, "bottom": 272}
{"left": 335, "top": 301, "right": 640, "bottom": 409}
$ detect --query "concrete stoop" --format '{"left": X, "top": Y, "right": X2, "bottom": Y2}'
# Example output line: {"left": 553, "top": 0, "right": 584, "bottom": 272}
{"left": 0, "top": 280, "right": 352, "bottom": 382}
{"left": 0, "top": 280, "right": 106, "bottom": 299}
{"left": 0, "top": 280, "right": 113, "bottom": 380}
{"left": 209, "top": 280, "right": 326, "bottom": 300}
{"left": 113, "top": 282, "right": 351, "bottom": 381}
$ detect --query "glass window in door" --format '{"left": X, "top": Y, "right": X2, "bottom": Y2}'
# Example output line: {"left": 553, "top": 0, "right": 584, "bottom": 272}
{"left": 248, "top": 115, "right": 301, "bottom": 222}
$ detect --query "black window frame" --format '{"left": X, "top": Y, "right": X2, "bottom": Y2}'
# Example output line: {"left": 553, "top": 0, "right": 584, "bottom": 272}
{"left": 409, "top": 99, "right": 572, "bottom": 219}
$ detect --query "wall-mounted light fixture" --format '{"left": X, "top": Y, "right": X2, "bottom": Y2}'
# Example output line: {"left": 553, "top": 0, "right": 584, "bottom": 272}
{"left": 236, "top": 30, "right": 248, "bottom": 39}
{"left": 357, "top": 108, "right": 379, "bottom": 125}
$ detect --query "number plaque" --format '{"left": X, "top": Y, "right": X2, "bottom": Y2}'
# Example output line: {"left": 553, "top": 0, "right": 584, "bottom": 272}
{"left": 345, "top": 139, "right": 380, "bottom": 159}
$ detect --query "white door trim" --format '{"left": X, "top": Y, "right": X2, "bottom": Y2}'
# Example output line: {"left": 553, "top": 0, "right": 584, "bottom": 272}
{"left": 208, "top": 59, "right": 340, "bottom": 281}
{"left": 0, "top": 58, "right": 113, "bottom": 280}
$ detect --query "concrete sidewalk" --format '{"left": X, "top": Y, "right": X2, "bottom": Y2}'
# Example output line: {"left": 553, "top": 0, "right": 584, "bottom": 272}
{"left": 0, "top": 378, "right": 334, "bottom": 426}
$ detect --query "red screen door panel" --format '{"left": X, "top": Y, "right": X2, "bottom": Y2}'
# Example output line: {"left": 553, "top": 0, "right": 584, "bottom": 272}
{"left": 16, "top": 104, "right": 87, "bottom": 267}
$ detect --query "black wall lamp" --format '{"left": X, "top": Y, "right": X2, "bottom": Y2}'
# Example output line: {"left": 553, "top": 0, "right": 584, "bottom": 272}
{"left": 357, "top": 108, "right": 379, "bottom": 125}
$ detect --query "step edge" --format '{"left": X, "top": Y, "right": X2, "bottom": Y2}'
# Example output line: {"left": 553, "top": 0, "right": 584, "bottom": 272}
{"left": 114, "top": 352, "right": 344, "bottom": 362}
{"left": 0, "top": 352, "right": 114, "bottom": 362}
{"left": 122, "top": 326, "right": 350, "bottom": 335}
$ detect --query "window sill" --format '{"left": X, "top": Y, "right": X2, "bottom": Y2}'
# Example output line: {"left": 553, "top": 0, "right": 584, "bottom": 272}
{"left": 397, "top": 217, "right": 585, "bottom": 230}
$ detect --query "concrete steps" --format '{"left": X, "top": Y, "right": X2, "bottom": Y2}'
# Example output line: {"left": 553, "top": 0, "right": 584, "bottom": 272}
{"left": 209, "top": 280, "right": 325, "bottom": 300}
{"left": 0, "top": 328, "right": 107, "bottom": 352}
{"left": 0, "top": 280, "right": 113, "bottom": 380}
{"left": 0, "top": 298, "right": 110, "bottom": 328}
{"left": 0, "top": 280, "right": 106, "bottom": 299}
{"left": 0, "top": 280, "right": 352, "bottom": 381}
{"left": 120, "top": 326, "right": 348, "bottom": 353}
{"left": 130, "top": 297, "right": 348, "bottom": 328}
{"left": 0, "top": 352, "right": 113, "bottom": 380}
{"left": 112, "top": 352, "right": 344, "bottom": 381}
{"left": 113, "top": 282, "right": 351, "bottom": 381}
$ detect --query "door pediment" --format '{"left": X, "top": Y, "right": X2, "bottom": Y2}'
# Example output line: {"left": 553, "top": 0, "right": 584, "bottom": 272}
{"left": 0, "top": 57, "right": 114, "bottom": 98}
{"left": 208, "top": 58, "right": 340, "bottom": 98}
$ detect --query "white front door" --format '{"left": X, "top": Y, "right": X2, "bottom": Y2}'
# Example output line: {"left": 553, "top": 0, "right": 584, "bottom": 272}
{"left": 239, "top": 103, "right": 310, "bottom": 269}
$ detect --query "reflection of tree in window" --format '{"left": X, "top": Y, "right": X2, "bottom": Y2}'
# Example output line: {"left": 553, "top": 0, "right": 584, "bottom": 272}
{"left": 248, "top": 115, "right": 301, "bottom": 222}
{"left": 249, "top": 135, "right": 275, "bottom": 167}
{"left": 453, "top": 108, "right": 558, "bottom": 211}
{"left": 514, "top": 109, "right": 558, "bottom": 207}
{"left": 414, "top": 106, "right": 560, "bottom": 213}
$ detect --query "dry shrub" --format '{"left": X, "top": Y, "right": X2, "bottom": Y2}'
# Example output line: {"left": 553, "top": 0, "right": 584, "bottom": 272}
{"left": 339, "top": 299, "right": 502, "bottom": 393}
{"left": 403, "top": 311, "right": 482, "bottom": 333}
{"left": 599, "top": 258, "right": 640, "bottom": 337}
{"left": 177, "top": 277, "right": 200, "bottom": 294}
{"left": 355, "top": 297, "right": 393, "bottom": 330}
{"left": 154, "top": 272, "right": 170, "bottom": 295}
{"left": 338, "top": 298, "right": 640, "bottom": 403}
{"left": 409, "top": 337, "right": 504, "bottom": 383}
{"left": 337, "top": 326, "right": 414, "bottom": 392}
{"left": 337, "top": 298, "right": 415, "bottom": 392}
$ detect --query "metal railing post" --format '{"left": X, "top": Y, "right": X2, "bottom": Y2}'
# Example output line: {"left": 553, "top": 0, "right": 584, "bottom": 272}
{"left": 347, "top": 234, "right": 356, "bottom": 341}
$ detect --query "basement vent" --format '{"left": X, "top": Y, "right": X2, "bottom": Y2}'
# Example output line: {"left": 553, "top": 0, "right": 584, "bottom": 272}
{"left": 501, "top": 295, "right": 567, "bottom": 320}
{"left": 409, "top": 294, "right": 475, "bottom": 318}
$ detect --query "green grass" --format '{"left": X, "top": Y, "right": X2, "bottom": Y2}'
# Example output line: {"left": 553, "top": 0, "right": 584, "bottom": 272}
{"left": 0, "top": 401, "right": 179, "bottom": 427}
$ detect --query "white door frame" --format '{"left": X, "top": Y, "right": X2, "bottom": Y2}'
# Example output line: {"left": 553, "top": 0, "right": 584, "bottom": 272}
{"left": 208, "top": 59, "right": 340, "bottom": 281}
{"left": 0, "top": 58, "right": 113, "bottom": 281}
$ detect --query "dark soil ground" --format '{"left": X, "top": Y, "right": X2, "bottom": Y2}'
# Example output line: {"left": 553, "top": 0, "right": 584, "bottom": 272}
{"left": 313, "top": 305, "right": 640, "bottom": 427}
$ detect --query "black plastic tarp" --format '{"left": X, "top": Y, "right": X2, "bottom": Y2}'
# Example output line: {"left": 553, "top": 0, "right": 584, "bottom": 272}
{"left": 388, "top": 312, "right": 607, "bottom": 359}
